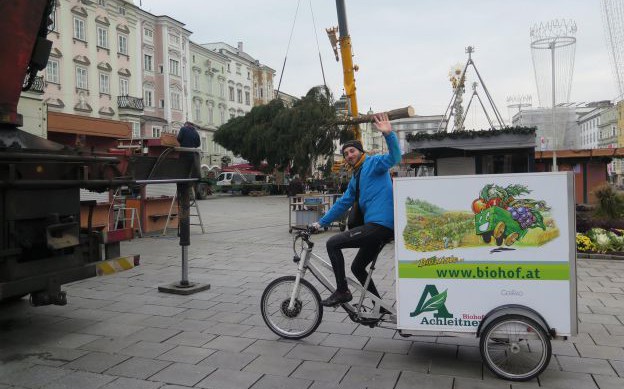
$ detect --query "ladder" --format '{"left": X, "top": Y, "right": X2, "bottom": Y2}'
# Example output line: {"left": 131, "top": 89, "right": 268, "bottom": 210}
{"left": 163, "top": 186, "right": 205, "bottom": 235}
{"left": 109, "top": 187, "right": 143, "bottom": 237}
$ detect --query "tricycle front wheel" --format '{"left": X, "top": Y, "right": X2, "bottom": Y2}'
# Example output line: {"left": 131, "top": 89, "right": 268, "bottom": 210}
{"left": 480, "top": 314, "right": 551, "bottom": 381}
{"left": 260, "top": 276, "right": 323, "bottom": 340}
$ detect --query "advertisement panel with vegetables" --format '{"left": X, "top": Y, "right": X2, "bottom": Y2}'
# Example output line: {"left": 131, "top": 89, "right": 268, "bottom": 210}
{"left": 393, "top": 173, "right": 576, "bottom": 335}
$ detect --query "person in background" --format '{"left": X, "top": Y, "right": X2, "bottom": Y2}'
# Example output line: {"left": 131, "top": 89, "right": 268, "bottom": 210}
{"left": 177, "top": 122, "right": 201, "bottom": 178}
{"left": 177, "top": 121, "right": 201, "bottom": 148}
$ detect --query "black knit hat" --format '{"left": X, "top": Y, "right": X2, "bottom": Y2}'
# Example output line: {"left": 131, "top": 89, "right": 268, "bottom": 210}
{"left": 341, "top": 140, "right": 364, "bottom": 156}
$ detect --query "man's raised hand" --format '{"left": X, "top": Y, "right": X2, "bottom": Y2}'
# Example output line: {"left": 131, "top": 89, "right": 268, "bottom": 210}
{"left": 373, "top": 113, "right": 392, "bottom": 135}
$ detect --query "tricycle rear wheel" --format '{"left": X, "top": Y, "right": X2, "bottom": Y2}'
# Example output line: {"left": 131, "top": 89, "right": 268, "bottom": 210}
{"left": 480, "top": 314, "right": 551, "bottom": 381}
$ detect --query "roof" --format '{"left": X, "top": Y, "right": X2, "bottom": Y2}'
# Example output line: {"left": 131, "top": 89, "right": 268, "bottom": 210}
{"left": 535, "top": 148, "right": 624, "bottom": 160}
{"left": 406, "top": 127, "right": 537, "bottom": 152}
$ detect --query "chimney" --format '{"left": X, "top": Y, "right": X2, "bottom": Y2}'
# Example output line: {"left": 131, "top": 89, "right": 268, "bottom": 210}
{"left": 237, "top": 41, "right": 243, "bottom": 53}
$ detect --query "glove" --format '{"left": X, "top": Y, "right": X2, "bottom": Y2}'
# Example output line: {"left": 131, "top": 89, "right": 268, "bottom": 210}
{"left": 310, "top": 222, "right": 321, "bottom": 232}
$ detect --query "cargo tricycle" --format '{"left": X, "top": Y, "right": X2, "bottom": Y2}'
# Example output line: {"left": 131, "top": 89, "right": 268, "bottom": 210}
{"left": 261, "top": 172, "right": 577, "bottom": 381}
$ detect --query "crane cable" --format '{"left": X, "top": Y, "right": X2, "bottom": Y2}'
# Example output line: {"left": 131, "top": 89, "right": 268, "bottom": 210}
{"left": 276, "top": 0, "right": 329, "bottom": 97}
{"left": 309, "top": 0, "right": 328, "bottom": 92}
{"left": 276, "top": 0, "right": 302, "bottom": 96}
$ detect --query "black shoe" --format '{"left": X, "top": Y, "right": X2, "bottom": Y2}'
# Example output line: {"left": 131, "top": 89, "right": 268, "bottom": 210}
{"left": 321, "top": 289, "right": 353, "bottom": 307}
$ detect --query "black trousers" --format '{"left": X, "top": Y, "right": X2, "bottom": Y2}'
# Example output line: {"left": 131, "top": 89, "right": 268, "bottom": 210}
{"left": 326, "top": 223, "right": 393, "bottom": 297}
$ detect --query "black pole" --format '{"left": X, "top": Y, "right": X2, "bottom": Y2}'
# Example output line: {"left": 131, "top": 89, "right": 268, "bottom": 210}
{"left": 336, "top": 0, "right": 349, "bottom": 37}
{"left": 177, "top": 182, "right": 190, "bottom": 247}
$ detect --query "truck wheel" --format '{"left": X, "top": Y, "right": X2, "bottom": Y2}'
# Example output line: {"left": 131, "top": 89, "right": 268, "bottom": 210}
{"left": 505, "top": 232, "right": 519, "bottom": 246}
{"left": 496, "top": 236, "right": 504, "bottom": 246}
{"left": 493, "top": 222, "right": 505, "bottom": 239}
{"left": 482, "top": 232, "right": 492, "bottom": 243}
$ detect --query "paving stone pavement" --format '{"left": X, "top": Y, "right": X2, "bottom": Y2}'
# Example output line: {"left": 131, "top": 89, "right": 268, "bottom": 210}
{"left": 1, "top": 195, "right": 624, "bottom": 389}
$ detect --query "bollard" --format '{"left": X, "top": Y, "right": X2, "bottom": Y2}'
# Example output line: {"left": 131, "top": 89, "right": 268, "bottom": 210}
{"left": 158, "top": 182, "right": 210, "bottom": 295}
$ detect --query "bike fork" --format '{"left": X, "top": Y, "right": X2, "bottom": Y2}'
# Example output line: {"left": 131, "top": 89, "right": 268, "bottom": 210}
{"left": 288, "top": 247, "right": 311, "bottom": 310}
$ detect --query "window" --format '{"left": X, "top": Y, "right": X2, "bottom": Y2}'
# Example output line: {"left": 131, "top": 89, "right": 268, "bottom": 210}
{"left": 247, "top": 71, "right": 250, "bottom": 80}
{"left": 260, "top": 88, "right": 263, "bottom": 98}
{"left": 208, "top": 105, "right": 214, "bottom": 124}
{"left": 169, "top": 59, "right": 180, "bottom": 76}
{"left": 171, "top": 91, "right": 182, "bottom": 110}
{"left": 97, "top": 27, "right": 108, "bottom": 48}
{"left": 219, "top": 82, "right": 224, "bottom": 98}
{"left": 193, "top": 72, "right": 200, "bottom": 90}
{"left": 143, "top": 89, "right": 153, "bottom": 107}
{"left": 99, "top": 73, "right": 110, "bottom": 94}
{"left": 245, "top": 91, "right": 250, "bottom": 106}
{"left": 119, "top": 6, "right": 126, "bottom": 15}
{"left": 237, "top": 89, "right": 242, "bottom": 104}
{"left": 132, "top": 122, "right": 140, "bottom": 138}
{"left": 50, "top": 8, "right": 57, "bottom": 32}
{"left": 227, "top": 63, "right": 231, "bottom": 73}
{"left": 143, "top": 28, "right": 153, "bottom": 41}
{"left": 119, "top": 78, "right": 129, "bottom": 96}
{"left": 169, "top": 33, "right": 180, "bottom": 46}
{"left": 73, "top": 17, "right": 86, "bottom": 41}
{"left": 118, "top": 34, "right": 128, "bottom": 55}
{"left": 236, "top": 64, "right": 241, "bottom": 75}
{"left": 207, "top": 75, "right": 213, "bottom": 95}
{"left": 193, "top": 100, "right": 201, "bottom": 121}
{"left": 46, "top": 59, "right": 59, "bottom": 84}
{"left": 229, "top": 86, "right": 234, "bottom": 102}
{"left": 220, "top": 108, "right": 225, "bottom": 124}
{"left": 98, "top": 0, "right": 106, "bottom": 6}
{"left": 143, "top": 54, "right": 153, "bottom": 71}
{"left": 152, "top": 126, "right": 161, "bottom": 138}
{"left": 76, "top": 66, "right": 88, "bottom": 89}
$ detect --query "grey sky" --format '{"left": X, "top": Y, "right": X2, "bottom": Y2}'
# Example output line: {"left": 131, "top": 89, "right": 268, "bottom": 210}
{"left": 139, "top": 0, "right": 614, "bottom": 129}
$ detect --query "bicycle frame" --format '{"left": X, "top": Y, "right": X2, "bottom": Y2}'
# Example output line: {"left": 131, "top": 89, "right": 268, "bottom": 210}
{"left": 287, "top": 231, "right": 396, "bottom": 324}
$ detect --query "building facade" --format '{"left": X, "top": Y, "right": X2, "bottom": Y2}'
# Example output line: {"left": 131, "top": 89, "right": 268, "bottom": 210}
{"left": 390, "top": 115, "right": 447, "bottom": 155}
{"left": 511, "top": 103, "right": 609, "bottom": 150}
{"left": 253, "top": 63, "right": 275, "bottom": 106}
{"left": 43, "top": 0, "right": 142, "bottom": 140}
{"left": 189, "top": 42, "right": 232, "bottom": 166}
{"left": 597, "top": 105, "right": 621, "bottom": 182}
{"left": 135, "top": 8, "right": 191, "bottom": 139}
{"left": 579, "top": 104, "right": 610, "bottom": 150}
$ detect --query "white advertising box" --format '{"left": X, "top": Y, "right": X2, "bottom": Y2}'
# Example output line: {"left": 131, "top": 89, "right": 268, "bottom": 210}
{"left": 393, "top": 172, "right": 577, "bottom": 336}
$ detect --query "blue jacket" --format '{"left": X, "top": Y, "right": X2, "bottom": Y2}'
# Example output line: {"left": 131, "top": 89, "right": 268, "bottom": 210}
{"left": 320, "top": 132, "right": 401, "bottom": 230}
{"left": 177, "top": 125, "right": 200, "bottom": 148}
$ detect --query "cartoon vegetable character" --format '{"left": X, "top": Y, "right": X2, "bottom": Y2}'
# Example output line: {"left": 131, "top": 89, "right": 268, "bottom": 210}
{"left": 473, "top": 184, "right": 549, "bottom": 246}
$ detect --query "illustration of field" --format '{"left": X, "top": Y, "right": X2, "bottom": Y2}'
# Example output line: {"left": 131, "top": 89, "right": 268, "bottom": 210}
{"left": 403, "top": 184, "right": 559, "bottom": 252}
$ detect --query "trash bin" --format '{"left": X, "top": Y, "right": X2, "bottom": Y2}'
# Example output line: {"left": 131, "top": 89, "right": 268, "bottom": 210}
{"left": 295, "top": 209, "right": 322, "bottom": 225}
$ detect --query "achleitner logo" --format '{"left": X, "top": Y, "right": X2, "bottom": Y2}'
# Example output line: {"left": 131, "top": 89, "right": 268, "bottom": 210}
{"left": 410, "top": 284, "right": 453, "bottom": 319}
{"left": 410, "top": 284, "right": 480, "bottom": 328}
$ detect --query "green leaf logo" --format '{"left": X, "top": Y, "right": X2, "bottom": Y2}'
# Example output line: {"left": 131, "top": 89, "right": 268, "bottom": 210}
{"left": 413, "top": 289, "right": 448, "bottom": 316}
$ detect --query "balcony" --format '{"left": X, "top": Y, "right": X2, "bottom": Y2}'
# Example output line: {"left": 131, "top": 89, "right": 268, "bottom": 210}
{"left": 117, "top": 95, "right": 144, "bottom": 111}
{"left": 26, "top": 75, "right": 45, "bottom": 93}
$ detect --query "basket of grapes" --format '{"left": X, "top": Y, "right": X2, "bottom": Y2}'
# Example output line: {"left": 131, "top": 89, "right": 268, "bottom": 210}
{"left": 472, "top": 184, "right": 548, "bottom": 246}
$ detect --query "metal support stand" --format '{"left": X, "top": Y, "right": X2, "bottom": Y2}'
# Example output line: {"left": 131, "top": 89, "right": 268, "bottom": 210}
{"left": 158, "top": 182, "right": 210, "bottom": 295}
